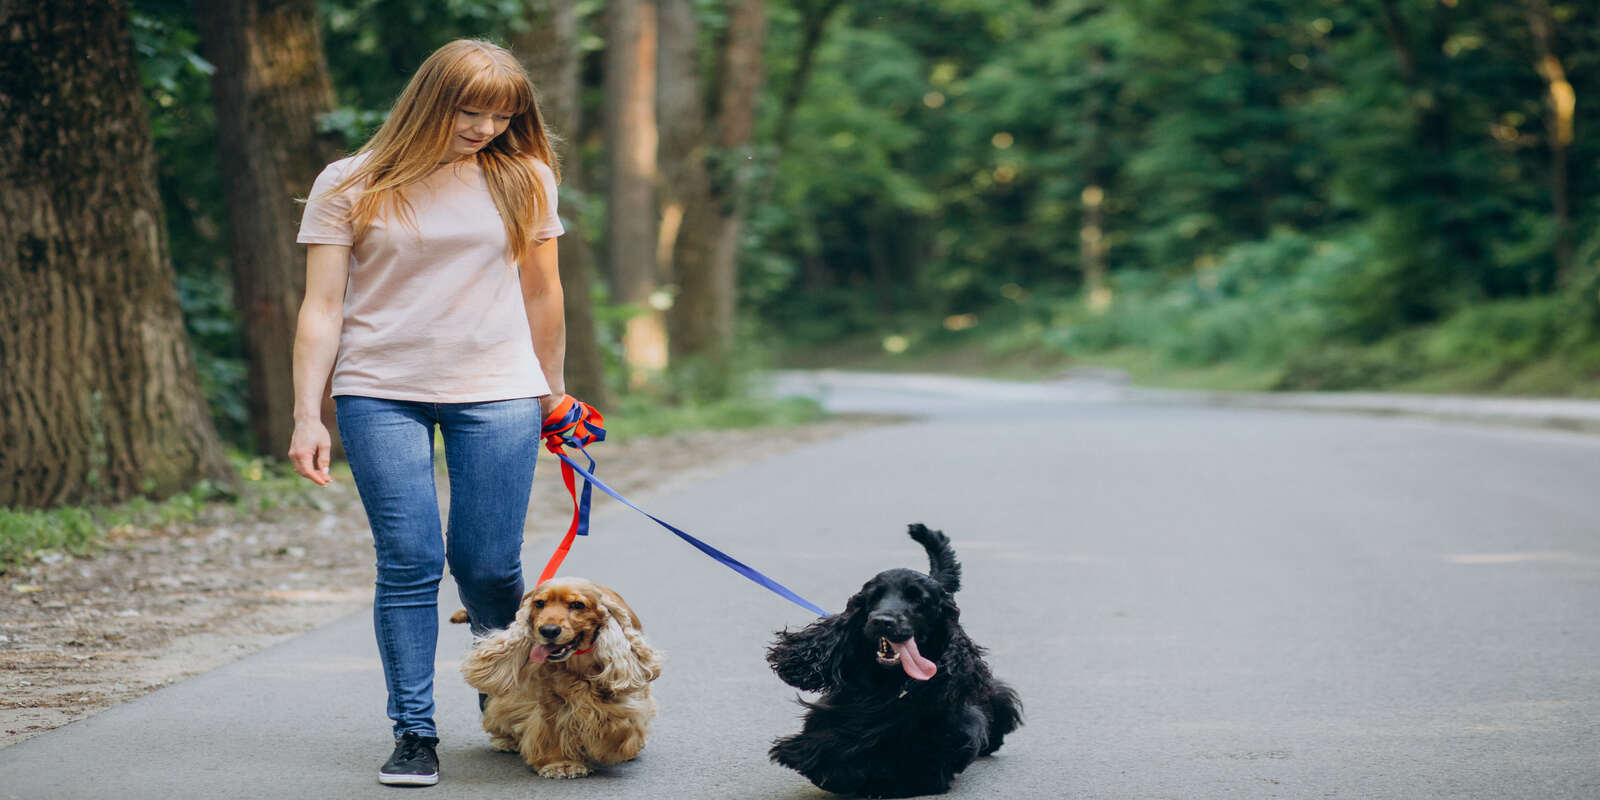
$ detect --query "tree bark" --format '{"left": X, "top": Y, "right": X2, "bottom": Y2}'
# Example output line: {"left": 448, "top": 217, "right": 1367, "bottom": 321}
{"left": 515, "top": 0, "right": 611, "bottom": 408}
{"left": 195, "top": 0, "right": 343, "bottom": 457}
{"left": 1522, "top": 0, "right": 1574, "bottom": 284}
{"left": 0, "top": 0, "right": 234, "bottom": 508}
{"left": 659, "top": 0, "right": 766, "bottom": 393}
{"left": 1080, "top": 44, "right": 1109, "bottom": 310}
{"left": 772, "top": 0, "right": 843, "bottom": 154}
{"left": 751, "top": 0, "right": 843, "bottom": 212}
{"left": 606, "top": 0, "right": 667, "bottom": 388}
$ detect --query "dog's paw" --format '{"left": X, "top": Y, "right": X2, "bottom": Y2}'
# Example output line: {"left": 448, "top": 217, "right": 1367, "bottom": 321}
{"left": 448, "top": 608, "right": 470, "bottom": 624}
{"left": 489, "top": 734, "right": 518, "bottom": 753}
{"left": 537, "top": 761, "right": 592, "bottom": 779}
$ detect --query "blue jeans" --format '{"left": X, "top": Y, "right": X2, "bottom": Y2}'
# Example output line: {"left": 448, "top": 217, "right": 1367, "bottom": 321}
{"left": 336, "top": 395, "right": 541, "bottom": 738}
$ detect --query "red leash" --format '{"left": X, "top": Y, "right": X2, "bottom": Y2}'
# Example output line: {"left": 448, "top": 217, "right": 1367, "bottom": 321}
{"left": 536, "top": 395, "right": 605, "bottom": 585}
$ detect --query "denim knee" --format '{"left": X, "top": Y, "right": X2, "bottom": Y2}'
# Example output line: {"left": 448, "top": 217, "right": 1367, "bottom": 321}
{"left": 378, "top": 545, "right": 448, "bottom": 595}
{"left": 448, "top": 555, "right": 520, "bottom": 598}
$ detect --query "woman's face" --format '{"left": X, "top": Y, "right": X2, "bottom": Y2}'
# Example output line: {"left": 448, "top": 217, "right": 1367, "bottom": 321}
{"left": 446, "top": 106, "right": 513, "bottom": 160}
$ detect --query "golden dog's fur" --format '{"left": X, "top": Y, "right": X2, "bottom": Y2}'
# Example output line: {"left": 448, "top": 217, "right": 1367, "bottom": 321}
{"left": 459, "top": 578, "right": 662, "bottom": 778}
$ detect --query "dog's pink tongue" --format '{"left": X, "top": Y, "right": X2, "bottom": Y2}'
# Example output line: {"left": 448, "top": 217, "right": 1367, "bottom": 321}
{"left": 528, "top": 644, "right": 553, "bottom": 664}
{"left": 890, "top": 637, "right": 937, "bottom": 680}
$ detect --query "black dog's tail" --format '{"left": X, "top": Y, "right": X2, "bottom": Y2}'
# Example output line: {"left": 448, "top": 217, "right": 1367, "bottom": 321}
{"left": 908, "top": 523, "right": 961, "bottom": 594}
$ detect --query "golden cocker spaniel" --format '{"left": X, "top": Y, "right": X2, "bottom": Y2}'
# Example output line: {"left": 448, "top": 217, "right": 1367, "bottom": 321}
{"left": 460, "top": 577, "right": 663, "bottom": 778}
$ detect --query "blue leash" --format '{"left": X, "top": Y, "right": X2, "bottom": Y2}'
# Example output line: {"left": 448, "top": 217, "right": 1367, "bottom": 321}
{"left": 538, "top": 400, "right": 830, "bottom": 617}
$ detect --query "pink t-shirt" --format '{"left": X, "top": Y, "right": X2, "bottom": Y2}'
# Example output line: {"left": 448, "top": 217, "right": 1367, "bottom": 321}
{"left": 297, "top": 154, "right": 564, "bottom": 403}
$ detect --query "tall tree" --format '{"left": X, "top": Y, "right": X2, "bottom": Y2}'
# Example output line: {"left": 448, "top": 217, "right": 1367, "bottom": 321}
{"left": 0, "top": 0, "right": 234, "bottom": 508}
{"left": 606, "top": 0, "right": 667, "bottom": 388}
{"left": 658, "top": 0, "right": 767, "bottom": 392}
{"left": 194, "top": 0, "right": 342, "bottom": 457}
{"left": 1522, "top": 0, "right": 1575, "bottom": 283}
{"left": 515, "top": 0, "right": 611, "bottom": 408}
{"left": 1078, "top": 42, "right": 1110, "bottom": 309}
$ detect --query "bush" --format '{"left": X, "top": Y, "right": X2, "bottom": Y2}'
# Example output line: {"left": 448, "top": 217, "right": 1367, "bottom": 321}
{"left": 1421, "top": 297, "right": 1573, "bottom": 368}
{"left": 1055, "top": 229, "right": 1358, "bottom": 367}
{"left": 1273, "top": 340, "right": 1426, "bottom": 391}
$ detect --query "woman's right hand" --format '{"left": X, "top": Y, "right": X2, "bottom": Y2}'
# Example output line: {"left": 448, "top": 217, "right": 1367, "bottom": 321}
{"left": 288, "top": 419, "right": 334, "bottom": 486}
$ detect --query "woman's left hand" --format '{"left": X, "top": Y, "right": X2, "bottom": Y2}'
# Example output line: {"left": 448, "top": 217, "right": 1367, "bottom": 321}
{"left": 539, "top": 393, "right": 566, "bottom": 419}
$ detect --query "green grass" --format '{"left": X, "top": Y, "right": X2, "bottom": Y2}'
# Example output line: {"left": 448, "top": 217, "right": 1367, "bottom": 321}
{"left": 0, "top": 507, "right": 102, "bottom": 568}
{"left": 603, "top": 393, "right": 827, "bottom": 441}
{"left": 781, "top": 297, "right": 1600, "bottom": 398}
{"left": 782, "top": 328, "right": 1079, "bottom": 381}
{"left": 784, "top": 329, "right": 1282, "bottom": 392}
{"left": 1059, "top": 348, "right": 1283, "bottom": 392}
{"left": 0, "top": 454, "right": 343, "bottom": 575}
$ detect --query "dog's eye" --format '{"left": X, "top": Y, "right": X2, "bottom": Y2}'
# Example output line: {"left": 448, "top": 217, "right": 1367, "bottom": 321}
{"left": 568, "top": 601, "right": 586, "bottom": 610}
{"left": 904, "top": 585, "right": 924, "bottom": 601}
{"left": 532, "top": 600, "right": 545, "bottom": 609}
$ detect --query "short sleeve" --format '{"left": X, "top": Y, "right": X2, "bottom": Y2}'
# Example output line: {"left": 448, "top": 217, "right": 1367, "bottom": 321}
{"left": 532, "top": 159, "right": 565, "bottom": 242}
{"left": 297, "top": 159, "right": 357, "bottom": 246}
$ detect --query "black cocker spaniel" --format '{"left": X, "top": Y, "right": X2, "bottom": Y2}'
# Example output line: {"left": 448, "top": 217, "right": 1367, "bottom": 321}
{"left": 766, "top": 523, "right": 1023, "bottom": 798}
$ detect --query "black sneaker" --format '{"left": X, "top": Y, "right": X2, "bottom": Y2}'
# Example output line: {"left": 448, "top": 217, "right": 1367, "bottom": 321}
{"left": 379, "top": 731, "right": 440, "bottom": 786}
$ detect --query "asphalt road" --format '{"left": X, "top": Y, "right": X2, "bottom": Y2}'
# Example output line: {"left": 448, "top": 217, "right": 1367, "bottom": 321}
{"left": 4, "top": 373, "right": 1599, "bottom": 799}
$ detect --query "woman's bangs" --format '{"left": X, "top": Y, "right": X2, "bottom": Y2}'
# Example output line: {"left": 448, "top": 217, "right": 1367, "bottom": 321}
{"left": 458, "top": 66, "right": 531, "bottom": 116}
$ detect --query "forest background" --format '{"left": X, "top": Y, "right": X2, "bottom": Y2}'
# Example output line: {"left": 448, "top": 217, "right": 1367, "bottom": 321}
{"left": 1, "top": 0, "right": 1597, "bottom": 537}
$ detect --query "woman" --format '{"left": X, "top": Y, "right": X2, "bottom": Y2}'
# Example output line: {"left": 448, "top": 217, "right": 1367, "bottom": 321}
{"left": 288, "top": 39, "right": 569, "bottom": 787}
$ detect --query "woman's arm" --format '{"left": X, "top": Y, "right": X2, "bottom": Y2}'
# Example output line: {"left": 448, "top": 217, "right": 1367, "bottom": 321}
{"left": 520, "top": 237, "right": 566, "bottom": 417}
{"left": 287, "top": 243, "right": 351, "bottom": 485}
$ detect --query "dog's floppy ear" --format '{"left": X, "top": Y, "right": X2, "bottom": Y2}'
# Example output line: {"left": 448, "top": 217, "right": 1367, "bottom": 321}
{"left": 461, "top": 625, "right": 531, "bottom": 697}
{"left": 767, "top": 615, "right": 847, "bottom": 692}
{"left": 766, "top": 592, "right": 866, "bottom": 693}
{"left": 908, "top": 523, "right": 961, "bottom": 594}
{"left": 590, "top": 593, "right": 662, "bottom": 691}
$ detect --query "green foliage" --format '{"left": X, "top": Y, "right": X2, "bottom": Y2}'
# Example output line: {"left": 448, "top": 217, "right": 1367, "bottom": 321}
{"left": 176, "top": 270, "right": 251, "bottom": 444}
{"left": 1276, "top": 297, "right": 1585, "bottom": 392}
{"left": 755, "top": 0, "right": 1600, "bottom": 394}
{"left": 0, "top": 454, "right": 334, "bottom": 574}
{"left": 1275, "top": 341, "right": 1428, "bottom": 392}
{"left": 0, "top": 507, "right": 101, "bottom": 569}
{"left": 1419, "top": 296, "right": 1582, "bottom": 375}
{"left": 1053, "top": 230, "right": 1359, "bottom": 365}
{"left": 321, "top": 0, "right": 526, "bottom": 118}
{"left": 122, "top": 0, "right": 1600, "bottom": 429}
{"left": 605, "top": 394, "right": 825, "bottom": 442}
{"left": 132, "top": 2, "right": 249, "bottom": 444}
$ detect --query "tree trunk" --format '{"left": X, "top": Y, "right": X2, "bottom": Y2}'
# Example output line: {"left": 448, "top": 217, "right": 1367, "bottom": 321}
{"left": 655, "top": 0, "right": 710, "bottom": 356}
{"left": 659, "top": 0, "right": 766, "bottom": 393}
{"left": 1080, "top": 45, "right": 1109, "bottom": 311}
{"left": 752, "top": 0, "right": 844, "bottom": 210}
{"left": 605, "top": 0, "right": 666, "bottom": 388}
{"left": 195, "top": 0, "right": 343, "bottom": 458}
{"left": 516, "top": 0, "right": 611, "bottom": 408}
{"left": 773, "top": 0, "right": 842, "bottom": 153}
{"left": 1523, "top": 0, "right": 1574, "bottom": 284}
{"left": 0, "top": 0, "right": 235, "bottom": 509}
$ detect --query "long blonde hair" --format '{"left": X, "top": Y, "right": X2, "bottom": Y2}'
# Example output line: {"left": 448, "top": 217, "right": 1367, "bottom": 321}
{"left": 332, "top": 39, "right": 560, "bottom": 266}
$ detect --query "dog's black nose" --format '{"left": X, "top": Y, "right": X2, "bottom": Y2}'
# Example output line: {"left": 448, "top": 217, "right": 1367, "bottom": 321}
{"left": 538, "top": 624, "right": 562, "bottom": 640}
{"left": 867, "top": 612, "right": 909, "bottom": 637}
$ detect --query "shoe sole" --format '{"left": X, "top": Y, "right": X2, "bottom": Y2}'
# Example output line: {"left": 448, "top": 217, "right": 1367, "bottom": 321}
{"left": 378, "top": 772, "right": 439, "bottom": 786}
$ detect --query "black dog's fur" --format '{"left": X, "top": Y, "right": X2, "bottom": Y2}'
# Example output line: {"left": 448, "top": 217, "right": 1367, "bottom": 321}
{"left": 766, "top": 524, "right": 1022, "bottom": 797}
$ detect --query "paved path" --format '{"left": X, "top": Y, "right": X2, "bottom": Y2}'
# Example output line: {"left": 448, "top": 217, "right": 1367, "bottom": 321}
{"left": 5, "top": 373, "right": 1599, "bottom": 798}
